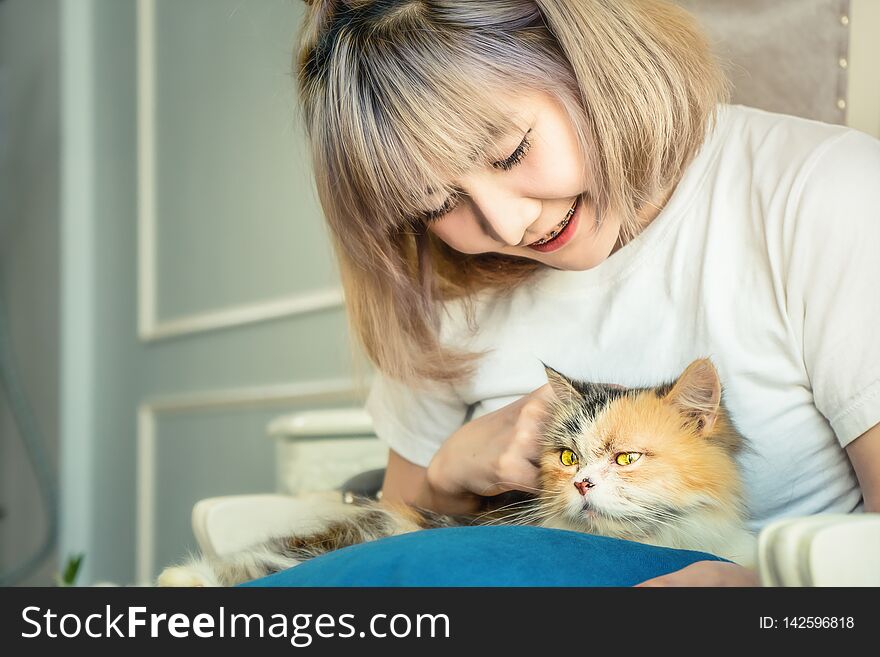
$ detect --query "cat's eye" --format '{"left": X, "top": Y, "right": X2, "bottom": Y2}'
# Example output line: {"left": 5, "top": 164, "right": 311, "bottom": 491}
{"left": 615, "top": 452, "right": 642, "bottom": 466}
{"left": 560, "top": 449, "right": 579, "bottom": 466}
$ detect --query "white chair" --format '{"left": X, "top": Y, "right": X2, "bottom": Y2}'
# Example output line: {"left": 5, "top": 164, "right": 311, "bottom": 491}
{"left": 192, "top": 494, "right": 338, "bottom": 560}
{"left": 758, "top": 514, "right": 880, "bottom": 586}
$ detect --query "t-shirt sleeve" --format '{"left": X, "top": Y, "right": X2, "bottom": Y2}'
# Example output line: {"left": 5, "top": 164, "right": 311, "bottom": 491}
{"left": 364, "top": 371, "right": 469, "bottom": 467}
{"left": 784, "top": 129, "right": 880, "bottom": 447}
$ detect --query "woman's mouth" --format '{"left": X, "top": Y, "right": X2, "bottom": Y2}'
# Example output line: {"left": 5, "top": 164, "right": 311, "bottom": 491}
{"left": 527, "top": 196, "right": 580, "bottom": 253}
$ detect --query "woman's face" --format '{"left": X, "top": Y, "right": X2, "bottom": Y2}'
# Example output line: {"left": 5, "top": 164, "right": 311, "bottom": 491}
{"left": 419, "top": 89, "right": 622, "bottom": 271}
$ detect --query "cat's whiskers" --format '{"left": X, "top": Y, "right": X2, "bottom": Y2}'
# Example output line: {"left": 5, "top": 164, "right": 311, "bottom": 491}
{"left": 485, "top": 504, "right": 551, "bottom": 521}
{"left": 480, "top": 481, "right": 554, "bottom": 495}
{"left": 472, "top": 498, "right": 543, "bottom": 523}
{"left": 487, "top": 504, "right": 562, "bottom": 526}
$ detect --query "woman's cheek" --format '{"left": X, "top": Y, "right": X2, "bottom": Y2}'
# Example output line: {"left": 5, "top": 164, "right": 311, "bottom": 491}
{"left": 522, "top": 147, "right": 590, "bottom": 198}
{"left": 428, "top": 214, "right": 495, "bottom": 254}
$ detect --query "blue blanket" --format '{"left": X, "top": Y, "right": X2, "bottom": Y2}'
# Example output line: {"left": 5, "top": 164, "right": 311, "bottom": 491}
{"left": 239, "top": 525, "right": 724, "bottom": 587}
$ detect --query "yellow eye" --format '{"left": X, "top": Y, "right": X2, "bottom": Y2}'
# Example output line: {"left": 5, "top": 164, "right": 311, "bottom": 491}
{"left": 616, "top": 452, "right": 642, "bottom": 466}
{"left": 560, "top": 449, "right": 579, "bottom": 467}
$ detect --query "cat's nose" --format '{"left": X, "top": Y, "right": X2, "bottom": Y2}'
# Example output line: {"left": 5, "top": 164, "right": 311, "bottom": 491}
{"left": 574, "top": 478, "right": 595, "bottom": 496}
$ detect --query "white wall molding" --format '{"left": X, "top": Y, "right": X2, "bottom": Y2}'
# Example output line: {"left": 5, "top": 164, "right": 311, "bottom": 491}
{"left": 139, "top": 288, "right": 346, "bottom": 342}
{"left": 135, "top": 405, "right": 156, "bottom": 588}
{"left": 135, "top": 377, "right": 368, "bottom": 585}
{"left": 60, "top": 0, "right": 99, "bottom": 586}
{"left": 136, "top": 0, "right": 158, "bottom": 342}
{"left": 136, "top": 0, "right": 343, "bottom": 343}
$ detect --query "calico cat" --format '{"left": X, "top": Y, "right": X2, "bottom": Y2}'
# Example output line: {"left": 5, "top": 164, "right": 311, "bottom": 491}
{"left": 157, "top": 358, "right": 755, "bottom": 586}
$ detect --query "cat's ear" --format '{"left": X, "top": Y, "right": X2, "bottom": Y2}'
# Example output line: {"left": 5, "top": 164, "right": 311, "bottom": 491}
{"left": 542, "top": 362, "right": 580, "bottom": 401}
{"left": 663, "top": 358, "right": 721, "bottom": 436}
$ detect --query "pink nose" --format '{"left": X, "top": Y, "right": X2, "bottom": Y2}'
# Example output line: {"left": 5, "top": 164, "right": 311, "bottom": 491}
{"left": 574, "top": 478, "right": 594, "bottom": 496}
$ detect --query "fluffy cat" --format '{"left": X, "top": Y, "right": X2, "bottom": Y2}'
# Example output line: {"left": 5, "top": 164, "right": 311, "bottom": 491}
{"left": 158, "top": 358, "right": 755, "bottom": 586}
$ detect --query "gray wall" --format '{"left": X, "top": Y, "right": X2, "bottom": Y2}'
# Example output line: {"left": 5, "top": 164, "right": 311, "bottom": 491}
{"left": 60, "top": 0, "right": 359, "bottom": 585}
{"left": 0, "top": 0, "right": 61, "bottom": 586}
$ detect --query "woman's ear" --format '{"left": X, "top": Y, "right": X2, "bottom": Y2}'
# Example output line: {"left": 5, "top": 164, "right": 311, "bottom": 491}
{"left": 663, "top": 358, "right": 721, "bottom": 436}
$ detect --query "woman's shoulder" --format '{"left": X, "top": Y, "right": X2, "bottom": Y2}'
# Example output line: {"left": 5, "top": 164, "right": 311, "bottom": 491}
{"left": 719, "top": 103, "right": 874, "bottom": 166}
{"left": 722, "top": 103, "right": 849, "bottom": 136}
{"left": 704, "top": 104, "right": 879, "bottom": 205}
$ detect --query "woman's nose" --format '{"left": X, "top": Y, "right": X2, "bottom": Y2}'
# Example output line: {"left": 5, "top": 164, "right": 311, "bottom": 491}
{"left": 463, "top": 178, "right": 540, "bottom": 247}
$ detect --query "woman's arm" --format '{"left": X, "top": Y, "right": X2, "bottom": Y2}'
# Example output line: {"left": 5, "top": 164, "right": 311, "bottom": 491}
{"left": 845, "top": 420, "right": 880, "bottom": 512}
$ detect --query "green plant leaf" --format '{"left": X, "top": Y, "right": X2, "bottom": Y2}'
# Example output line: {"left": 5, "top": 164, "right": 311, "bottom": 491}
{"left": 56, "top": 553, "right": 85, "bottom": 587}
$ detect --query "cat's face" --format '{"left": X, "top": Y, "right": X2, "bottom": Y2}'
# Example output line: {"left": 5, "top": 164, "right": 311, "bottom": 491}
{"left": 535, "top": 359, "right": 743, "bottom": 534}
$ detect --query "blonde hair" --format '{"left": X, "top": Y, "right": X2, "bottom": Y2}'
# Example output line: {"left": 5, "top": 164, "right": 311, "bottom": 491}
{"left": 294, "top": 0, "right": 727, "bottom": 385}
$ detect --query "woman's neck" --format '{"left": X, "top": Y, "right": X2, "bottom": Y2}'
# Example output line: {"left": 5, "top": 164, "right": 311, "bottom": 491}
{"left": 610, "top": 182, "right": 678, "bottom": 255}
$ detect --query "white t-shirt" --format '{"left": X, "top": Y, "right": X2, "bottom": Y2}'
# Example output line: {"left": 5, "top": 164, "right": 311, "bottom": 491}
{"left": 365, "top": 104, "right": 880, "bottom": 531}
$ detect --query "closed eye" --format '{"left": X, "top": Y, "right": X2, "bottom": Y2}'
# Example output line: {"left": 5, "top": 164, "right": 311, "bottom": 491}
{"left": 419, "top": 193, "right": 460, "bottom": 224}
{"left": 417, "top": 129, "right": 533, "bottom": 224}
{"left": 492, "top": 129, "right": 532, "bottom": 171}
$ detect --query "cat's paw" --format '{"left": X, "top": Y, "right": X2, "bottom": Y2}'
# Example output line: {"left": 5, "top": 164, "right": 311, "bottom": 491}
{"left": 156, "top": 564, "right": 217, "bottom": 587}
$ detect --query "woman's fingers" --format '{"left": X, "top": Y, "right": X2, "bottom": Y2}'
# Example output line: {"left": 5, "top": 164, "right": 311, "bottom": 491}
{"left": 483, "top": 460, "right": 541, "bottom": 496}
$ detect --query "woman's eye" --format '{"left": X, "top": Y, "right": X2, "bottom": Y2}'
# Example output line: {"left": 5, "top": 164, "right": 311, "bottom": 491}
{"left": 416, "top": 130, "right": 532, "bottom": 224}
{"left": 615, "top": 452, "right": 642, "bottom": 466}
{"left": 418, "top": 192, "right": 459, "bottom": 224}
{"left": 419, "top": 128, "right": 532, "bottom": 224}
{"left": 492, "top": 130, "right": 532, "bottom": 171}
{"left": 560, "top": 449, "right": 579, "bottom": 466}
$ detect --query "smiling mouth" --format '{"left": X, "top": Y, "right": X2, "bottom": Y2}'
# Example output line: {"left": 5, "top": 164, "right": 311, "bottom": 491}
{"left": 530, "top": 198, "right": 578, "bottom": 246}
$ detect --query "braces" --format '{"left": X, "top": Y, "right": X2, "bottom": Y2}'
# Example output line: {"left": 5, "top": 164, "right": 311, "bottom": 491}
{"left": 533, "top": 200, "right": 577, "bottom": 245}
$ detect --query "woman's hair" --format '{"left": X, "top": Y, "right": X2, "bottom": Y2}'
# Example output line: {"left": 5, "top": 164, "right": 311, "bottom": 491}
{"left": 294, "top": 0, "right": 728, "bottom": 385}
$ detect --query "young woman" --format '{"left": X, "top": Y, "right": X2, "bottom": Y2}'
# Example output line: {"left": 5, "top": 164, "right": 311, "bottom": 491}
{"left": 294, "top": 0, "right": 880, "bottom": 585}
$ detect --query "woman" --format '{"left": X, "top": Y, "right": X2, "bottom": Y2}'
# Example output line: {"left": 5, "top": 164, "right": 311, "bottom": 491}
{"left": 294, "top": 0, "right": 880, "bottom": 585}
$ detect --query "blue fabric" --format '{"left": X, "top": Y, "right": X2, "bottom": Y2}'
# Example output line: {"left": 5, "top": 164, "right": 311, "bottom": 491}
{"left": 239, "top": 525, "right": 726, "bottom": 587}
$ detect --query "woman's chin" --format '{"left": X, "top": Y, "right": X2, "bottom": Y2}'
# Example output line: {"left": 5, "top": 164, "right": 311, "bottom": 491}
{"left": 544, "top": 219, "right": 622, "bottom": 271}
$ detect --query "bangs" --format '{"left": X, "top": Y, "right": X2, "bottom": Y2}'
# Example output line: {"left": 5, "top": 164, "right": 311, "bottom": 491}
{"left": 314, "top": 21, "right": 569, "bottom": 233}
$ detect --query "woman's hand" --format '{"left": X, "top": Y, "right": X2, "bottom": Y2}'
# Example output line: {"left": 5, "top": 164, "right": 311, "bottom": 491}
{"left": 426, "top": 383, "right": 558, "bottom": 500}
{"left": 635, "top": 561, "right": 760, "bottom": 587}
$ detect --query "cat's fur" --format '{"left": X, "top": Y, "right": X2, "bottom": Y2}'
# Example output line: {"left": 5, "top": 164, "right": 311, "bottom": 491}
{"left": 158, "top": 358, "right": 755, "bottom": 586}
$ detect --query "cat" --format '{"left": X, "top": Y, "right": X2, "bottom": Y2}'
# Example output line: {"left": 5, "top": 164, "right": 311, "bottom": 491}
{"left": 157, "top": 357, "right": 755, "bottom": 586}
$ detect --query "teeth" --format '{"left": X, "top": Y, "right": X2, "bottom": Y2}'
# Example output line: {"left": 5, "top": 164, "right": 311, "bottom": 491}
{"left": 532, "top": 199, "right": 577, "bottom": 246}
